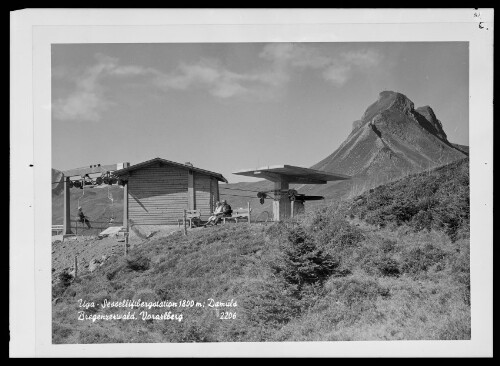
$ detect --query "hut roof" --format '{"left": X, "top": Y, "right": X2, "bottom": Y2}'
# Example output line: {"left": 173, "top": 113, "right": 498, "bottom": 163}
{"left": 113, "top": 157, "right": 228, "bottom": 183}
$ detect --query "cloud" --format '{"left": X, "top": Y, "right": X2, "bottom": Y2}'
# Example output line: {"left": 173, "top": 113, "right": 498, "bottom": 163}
{"left": 322, "top": 64, "right": 352, "bottom": 86}
{"left": 321, "top": 50, "right": 383, "bottom": 86}
{"left": 260, "top": 43, "right": 331, "bottom": 69}
{"left": 341, "top": 49, "right": 382, "bottom": 68}
{"left": 53, "top": 55, "right": 110, "bottom": 122}
{"left": 154, "top": 60, "right": 251, "bottom": 98}
{"left": 261, "top": 44, "right": 383, "bottom": 87}
{"left": 53, "top": 90, "right": 108, "bottom": 122}
{"left": 53, "top": 54, "right": 157, "bottom": 122}
{"left": 53, "top": 45, "right": 383, "bottom": 122}
{"left": 53, "top": 55, "right": 260, "bottom": 122}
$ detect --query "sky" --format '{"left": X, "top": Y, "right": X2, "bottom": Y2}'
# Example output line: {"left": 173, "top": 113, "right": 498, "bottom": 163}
{"left": 52, "top": 42, "right": 469, "bottom": 183}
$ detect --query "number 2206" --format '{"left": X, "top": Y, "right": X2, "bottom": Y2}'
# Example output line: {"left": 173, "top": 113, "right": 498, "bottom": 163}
{"left": 219, "top": 311, "right": 236, "bottom": 320}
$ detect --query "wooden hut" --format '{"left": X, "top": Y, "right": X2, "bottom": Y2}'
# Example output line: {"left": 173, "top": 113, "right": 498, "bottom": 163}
{"left": 113, "top": 157, "right": 227, "bottom": 226}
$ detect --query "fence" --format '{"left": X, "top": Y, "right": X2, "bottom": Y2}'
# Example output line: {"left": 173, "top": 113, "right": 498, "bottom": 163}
{"left": 67, "top": 219, "right": 124, "bottom": 237}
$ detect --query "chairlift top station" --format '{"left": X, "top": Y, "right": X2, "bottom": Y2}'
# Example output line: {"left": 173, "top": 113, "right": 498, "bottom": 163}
{"left": 60, "top": 162, "right": 131, "bottom": 238}
{"left": 59, "top": 159, "right": 351, "bottom": 237}
{"left": 233, "top": 164, "right": 351, "bottom": 221}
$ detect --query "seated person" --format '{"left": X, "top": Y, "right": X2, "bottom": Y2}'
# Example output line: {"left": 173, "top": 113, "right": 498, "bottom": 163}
{"left": 203, "top": 201, "right": 224, "bottom": 227}
{"left": 77, "top": 206, "right": 92, "bottom": 228}
{"left": 220, "top": 200, "right": 233, "bottom": 220}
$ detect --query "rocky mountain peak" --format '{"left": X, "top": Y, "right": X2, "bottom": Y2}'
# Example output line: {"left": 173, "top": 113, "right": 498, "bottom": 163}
{"left": 361, "top": 91, "right": 415, "bottom": 123}
{"left": 414, "top": 106, "right": 448, "bottom": 141}
{"left": 314, "top": 90, "right": 466, "bottom": 179}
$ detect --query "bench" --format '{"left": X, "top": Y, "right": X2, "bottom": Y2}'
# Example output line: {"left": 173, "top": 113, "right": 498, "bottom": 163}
{"left": 222, "top": 208, "right": 252, "bottom": 224}
{"left": 52, "top": 224, "right": 64, "bottom": 235}
{"left": 178, "top": 210, "right": 202, "bottom": 228}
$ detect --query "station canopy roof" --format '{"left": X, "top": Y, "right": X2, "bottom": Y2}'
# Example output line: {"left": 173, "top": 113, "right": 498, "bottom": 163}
{"left": 233, "top": 165, "right": 351, "bottom": 184}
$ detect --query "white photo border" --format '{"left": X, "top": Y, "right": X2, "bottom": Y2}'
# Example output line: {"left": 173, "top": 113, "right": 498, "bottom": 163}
{"left": 10, "top": 8, "right": 493, "bottom": 357}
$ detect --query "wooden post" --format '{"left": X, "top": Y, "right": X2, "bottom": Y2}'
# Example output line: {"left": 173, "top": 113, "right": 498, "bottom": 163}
{"left": 183, "top": 209, "right": 188, "bottom": 236}
{"left": 74, "top": 255, "right": 78, "bottom": 279}
{"left": 291, "top": 200, "right": 295, "bottom": 219}
{"left": 63, "top": 176, "right": 72, "bottom": 235}
{"left": 210, "top": 177, "right": 216, "bottom": 214}
{"left": 124, "top": 232, "right": 129, "bottom": 256}
{"left": 188, "top": 170, "right": 195, "bottom": 210}
{"left": 247, "top": 202, "right": 251, "bottom": 224}
{"left": 215, "top": 179, "right": 220, "bottom": 202}
{"left": 123, "top": 180, "right": 128, "bottom": 232}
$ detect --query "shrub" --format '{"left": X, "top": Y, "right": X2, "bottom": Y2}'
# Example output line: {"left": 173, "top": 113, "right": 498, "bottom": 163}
{"left": 314, "top": 218, "right": 364, "bottom": 250}
{"left": 390, "top": 200, "right": 419, "bottom": 224}
{"left": 271, "top": 226, "right": 340, "bottom": 289}
{"left": 357, "top": 248, "right": 400, "bottom": 277}
{"left": 303, "top": 208, "right": 364, "bottom": 250}
{"left": 416, "top": 196, "right": 439, "bottom": 211}
{"left": 53, "top": 270, "right": 74, "bottom": 298}
{"left": 265, "top": 221, "right": 291, "bottom": 240}
{"left": 63, "top": 287, "right": 77, "bottom": 297}
{"left": 401, "top": 243, "right": 447, "bottom": 275}
{"left": 58, "top": 270, "right": 73, "bottom": 287}
{"left": 126, "top": 255, "right": 150, "bottom": 271}
{"left": 371, "top": 256, "right": 400, "bottom": 277}
{"left": 411, "top": 210, "right": 433, "bottom": 232}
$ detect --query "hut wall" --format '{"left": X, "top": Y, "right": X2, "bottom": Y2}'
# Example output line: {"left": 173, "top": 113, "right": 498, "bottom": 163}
{"left": 211, "top": 177, "right": 219, "bottom": 207}
{"left": 194, "top": 172, "right": 213, "bottom": 219}
{"left": 128, "top": 164, "right": 188, "bottom": 225}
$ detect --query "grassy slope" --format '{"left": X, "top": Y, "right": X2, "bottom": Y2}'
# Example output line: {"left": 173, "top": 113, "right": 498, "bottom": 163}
{"left": 53, "top": 159, "right": 470, "bottom": 343}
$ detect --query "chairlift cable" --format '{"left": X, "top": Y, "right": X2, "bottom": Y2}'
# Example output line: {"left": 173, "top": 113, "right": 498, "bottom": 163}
{"left": 219, "top": 187, "right": 264, "bottom": 193}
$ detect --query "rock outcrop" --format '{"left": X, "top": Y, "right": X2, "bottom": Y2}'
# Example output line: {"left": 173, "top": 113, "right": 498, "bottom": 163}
{"left": 414, "top": 106, "right": 448, "bottom": 141}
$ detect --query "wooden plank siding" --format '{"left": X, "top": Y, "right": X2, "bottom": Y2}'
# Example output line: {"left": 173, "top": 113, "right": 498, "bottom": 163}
{"left": 211, "top": 177, "right": 219, "bottom": 211}
{"left": 194, "top": 173, "right": 212, "bottom": 219}
{"left": 214, "top": 177, "right": 220, "bottom": 202}
{"left": 126, "top": 163, "right": 221, "bottom": 225}
{"left": 128, "top": 164, "right": 188, "bottom": 225}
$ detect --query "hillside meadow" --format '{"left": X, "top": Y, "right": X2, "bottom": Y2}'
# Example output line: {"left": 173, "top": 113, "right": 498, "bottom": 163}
{"left": 52, "top": 159, "right": 470, "bottom": 343}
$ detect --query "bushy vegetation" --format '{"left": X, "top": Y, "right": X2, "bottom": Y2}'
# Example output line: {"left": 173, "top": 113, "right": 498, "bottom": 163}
{"left": 348, "top": 158, "right": 469, "bottom": 241}
{"left": 53, "top": 270, "right": 74, "bottom": 299}
{"left": 270, "top": 226, "right": 340, "bottom": 288}
{"left": 52, "top": 160, "right": 470, "bottom": 343}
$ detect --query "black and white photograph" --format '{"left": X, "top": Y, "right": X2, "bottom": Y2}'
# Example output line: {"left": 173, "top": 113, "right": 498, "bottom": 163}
{"left": 10, "top": 9, "right": 493, "bottom": 357}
